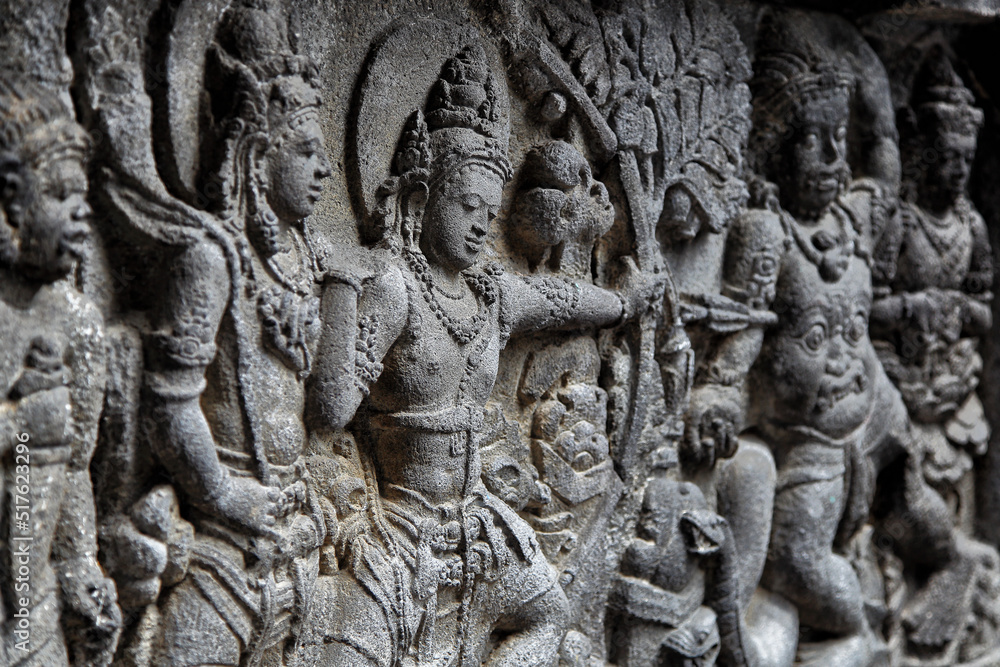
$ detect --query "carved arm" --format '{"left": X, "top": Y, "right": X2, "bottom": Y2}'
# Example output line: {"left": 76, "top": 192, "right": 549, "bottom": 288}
{"left": 309, "top": 262, "right": 408, "bottom": 431}
{"left": 143, "top": 239, "right": 280, "bottom": 540}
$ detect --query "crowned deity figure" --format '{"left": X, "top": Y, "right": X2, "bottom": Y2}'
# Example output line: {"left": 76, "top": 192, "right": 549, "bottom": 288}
{"left": 308, "top": 43, "right": 657, "bottom": 667}
{"left": 695, "top": 23, "right": 967, "bottom": 663}
{"left": 0, "top": 76, "right": 121, "bottom": 666}
{"left": 869, "top": 48, "right": 1000, "bottom": 663}
{"left": 872, "top": 49, "right": 992, "bottom": 507}
{"left": 96, "top": 2, "right": 334, "bottom": 664}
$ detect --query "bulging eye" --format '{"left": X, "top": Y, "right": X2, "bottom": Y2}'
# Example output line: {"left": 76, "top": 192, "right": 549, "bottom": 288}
{"left": 836, "top": 126, "right": 847, "bottom": 142}
{"left": 803, "top": 133, "right": 819, "bottom": 150}
{"left": 803, "top": 323, "right": 826, "bottom": 352}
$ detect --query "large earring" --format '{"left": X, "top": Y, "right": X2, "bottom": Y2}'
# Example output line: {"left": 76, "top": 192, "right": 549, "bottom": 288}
{"left": 248, "top": 140, "right": 282, "bottom": 255}
{"left": 401, "top": 184, "right": 427, "bottom": 247}
{"left": 0, "top": 154, "right": 25, "bottom": 220}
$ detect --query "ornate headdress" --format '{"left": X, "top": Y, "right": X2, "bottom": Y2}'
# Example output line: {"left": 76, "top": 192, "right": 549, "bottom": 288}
{"left": 912, "top": 50, "right": 982, "bottom": 138}
{"left": 0, "top": 77, "right": 89, "bottom": 266}
{"left": 209, "top": 0, "right": 322, "bottom": 253}
{"left": 750, "top": 54, "right": 853, "bottom": 128}
{"left": 0, "top": 77, "right": 88, "bottom": 172}
{"left": 373, "top": 44, "right": 511, "bottom": 248}
{"left": 746, "top": 16, "right": 855, "bottom": 203}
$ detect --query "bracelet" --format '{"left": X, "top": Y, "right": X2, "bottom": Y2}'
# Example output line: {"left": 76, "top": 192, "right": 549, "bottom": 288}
{"left": 615, "top": 290, "right": 631, "bottom": 325}
{"left": 700, "top": 363, "right": 741, "bottom": 387}
{"left": 324, "top": 269, "right": 364, "bottom": 296}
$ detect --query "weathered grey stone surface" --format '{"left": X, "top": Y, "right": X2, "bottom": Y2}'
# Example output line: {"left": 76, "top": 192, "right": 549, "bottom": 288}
{"left": 2, "top": 1, "right": 1000, "bottom": 666}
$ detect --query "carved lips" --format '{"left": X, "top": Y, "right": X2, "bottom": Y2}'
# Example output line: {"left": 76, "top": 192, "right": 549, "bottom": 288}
{"left": 814, "top": 359, "right": 869, "bottom": 414}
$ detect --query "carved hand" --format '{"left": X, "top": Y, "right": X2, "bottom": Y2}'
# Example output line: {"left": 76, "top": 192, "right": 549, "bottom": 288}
{"left": 59, "top": 557, "right": 122, "bottom": 667}
{"left": 99, "top": 515, "right": 169, "bottom": 609}
{"left": 906, "top": 288, "right": 964, "bottom": 336}
{"left": 13, "top": 386, "right": 71, "bottom": 448}
{"left": 683, "top": 384, "right": 743, "bottom": 469}
{"left": 616, "top": 256, "right": 666, "bottom": 322}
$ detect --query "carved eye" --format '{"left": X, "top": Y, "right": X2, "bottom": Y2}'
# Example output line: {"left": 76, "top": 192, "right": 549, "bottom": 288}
{"left": 462, "top": 194, "right": 482, "bottom": 212}
{"left": 803, "top": 323, "right": 827, "bottom": 352}
{"left": 50, "top": 183, "right": 83, "bottom": 202}
{"left": 754, "top": 253, "right": 777, "bottom": 277}
{"left": 845, "top": 312, "right": 866, "bottom": 345}
{"left": 835, "top": 126, "right": 848, "bottom": 142}
{"left": 803, "top": 133, "right": 819, "bottom": 151}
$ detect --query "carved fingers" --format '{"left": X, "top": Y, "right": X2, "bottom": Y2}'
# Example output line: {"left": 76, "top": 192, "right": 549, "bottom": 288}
{"left": 616, "top": 255, "right": 666, "bottom": 322}
{"left": 58, "top": 558, "right": 123, "bottom": 667}
{"left": 214, "top": 475, "right": 283, "bottom": 541}
{"left": 683, "top": 384, "right": 743, "bottom": 469}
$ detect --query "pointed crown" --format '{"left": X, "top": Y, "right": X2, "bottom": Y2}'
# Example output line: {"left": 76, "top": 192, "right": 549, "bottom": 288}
{"left": 0, "top": 77, "right": 88, "bottom": 170}
{"left": 212, "top": 0, "right": 321, "bottom": 141}
{"left": 913, "top": 50, "right": 982, "bottom": 138}
{"left": 392, "top": 44, "right": 511, "bottom": 191}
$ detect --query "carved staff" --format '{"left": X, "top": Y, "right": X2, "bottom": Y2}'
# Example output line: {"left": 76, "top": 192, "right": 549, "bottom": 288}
{"left": 513, "top": 32, "right": 686, "bottom": 482}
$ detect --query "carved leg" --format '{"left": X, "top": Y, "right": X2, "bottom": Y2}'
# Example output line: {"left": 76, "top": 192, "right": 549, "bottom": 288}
{"left": 321, "top": 643, "right": 381, "bottom": 667}
{"left": 764, "top": 474, "right": 866, "bottom": 636}
{"left": 717, "top": 436, "right": 776, "bottom": 608}
{"left": 484, "top": 585, "right": 569, "bottom": 667}
{"left": 315, "top": 574, "right": 393, "bottom": 667}
{"left": 156, "top": 578, "right": 242, "bottom": 667}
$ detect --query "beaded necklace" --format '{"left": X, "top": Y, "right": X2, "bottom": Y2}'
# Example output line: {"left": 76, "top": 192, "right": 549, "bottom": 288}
{"left": 403, "top": 247, "right": 495, "bottom": 345}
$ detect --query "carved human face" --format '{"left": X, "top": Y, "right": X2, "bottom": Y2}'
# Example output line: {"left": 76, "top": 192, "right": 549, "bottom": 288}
{"left": 660, "top": 184, "right": 708, "bottom": 241}
{"left": 778, "top": 91, "right": 850, "bottom": 218}
{"left": 266, "top": 116, "right": 331, "bottom": 224}
{"left": 7, "top": 156, "right": 91, "bottom": 280}
{"left": 922, "top": 131, "right": 976, "bottom": 210}
{"left": 420, "top": 163, "right": 504, "bottom": 272}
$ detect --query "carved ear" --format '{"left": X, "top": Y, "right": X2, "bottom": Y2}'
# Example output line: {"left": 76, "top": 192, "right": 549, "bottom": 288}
{"left": 0, "top": 153, "right": 25, "bottom": 215}
{"left": 402, "top": 183, "right": 427, "bottom": 221}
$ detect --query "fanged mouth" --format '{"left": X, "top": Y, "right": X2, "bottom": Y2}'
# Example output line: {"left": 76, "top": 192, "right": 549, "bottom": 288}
{"left": 814, "top": 369, "right": 868, "bottom": 414}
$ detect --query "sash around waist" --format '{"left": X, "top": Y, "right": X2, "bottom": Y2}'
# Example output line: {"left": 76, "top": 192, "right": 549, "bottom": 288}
{"left": 370, "top": 404, "right": 485, "bottom": 433}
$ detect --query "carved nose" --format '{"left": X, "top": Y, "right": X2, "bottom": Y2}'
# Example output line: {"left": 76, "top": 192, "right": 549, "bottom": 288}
{"left": 826, "top": 342, "right": 848, "bottom": 375}
{"left": 317, "top": 160, "right": 332, "bottom": 180}
{"left": 822, "top": 135, "right": 840, "bottom": 163}
{"left": 73, "top": 202, "right": 92, "bottom": 220}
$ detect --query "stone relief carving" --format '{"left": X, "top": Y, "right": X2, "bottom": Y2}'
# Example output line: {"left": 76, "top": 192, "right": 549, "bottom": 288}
{"left": 307, "top": 31, "right": 659, "bottom": 666}
{"left": 2, "top": 1, "right": 1000, "bottom": 666}
{"left": 868, "top": 43, "right": 1000, "bottom": 667}
{"left": 0, "top": 1, "right": 121, "bottom": 665}
{"left": 80, "top": 1, "right": 331, "bottom": 665}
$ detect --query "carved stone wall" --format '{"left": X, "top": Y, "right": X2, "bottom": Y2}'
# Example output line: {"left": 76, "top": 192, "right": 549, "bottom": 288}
{"left": 2, "top": 1, "right": 1000, "bottom": 666}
